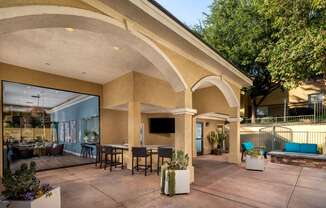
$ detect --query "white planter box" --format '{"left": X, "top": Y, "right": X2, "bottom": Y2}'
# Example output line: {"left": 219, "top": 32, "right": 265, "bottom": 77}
{"left": 8, "top": 187, "right": 61, "bottom": 208}
{"left": 164, "top": 170, "right": 190, "bottom": 195}
{"left": 245, "top": 155, "right": 265, "bottom": 171}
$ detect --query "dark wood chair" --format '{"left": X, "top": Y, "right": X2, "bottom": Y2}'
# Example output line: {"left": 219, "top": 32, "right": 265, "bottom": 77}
{"left": 95, "top": 143, "right": 101, "bottom": 167}
{"left": 132, "top": 147, "right": 152, "bottom": 176}
{"left": 100, "top": 145, "right": 123, "bottom": 171}
{"left": 81, "top": 144, "right": 93, "bottom": 158}
{"left": 157, "top": 147, "right": 173, "bottom": 175}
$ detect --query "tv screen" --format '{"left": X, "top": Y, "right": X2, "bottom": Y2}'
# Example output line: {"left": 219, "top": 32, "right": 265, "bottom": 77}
{"left": 149, "top": 118, "right": 175, "bottom": 133}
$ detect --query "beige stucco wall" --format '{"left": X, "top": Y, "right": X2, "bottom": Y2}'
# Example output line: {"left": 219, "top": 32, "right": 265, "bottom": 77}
{"left": 154, "top": 42, "right": 213, "bottom": 88}
{"left": 0, "top": 0, "right": 102, "bottom": 13}
{"left": 102, "top": 73, "right": 134, "bottom": 108}
{"left": 142, "top": 113, "right": 175, "bottom": 146}
{"left": 103, "top": 72, "right": 177, "bottom": 109}
{"left": 134, "top": 73, "right": 176, "bottom": 108}
{"left": 101, "top": 109, "right": 128, "bottom": 145}
{"left": 193, "top": 86, "right": 232, "bottom": 115}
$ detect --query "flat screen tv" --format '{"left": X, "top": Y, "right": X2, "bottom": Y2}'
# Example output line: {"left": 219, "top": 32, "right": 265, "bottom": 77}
{"left": 149, "top": 118, "right": 175, "bottom": 133}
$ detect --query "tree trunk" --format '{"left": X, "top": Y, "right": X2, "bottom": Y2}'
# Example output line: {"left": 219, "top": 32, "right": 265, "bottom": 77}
{"left": 251, "top": 99, "right": 257, "bottom": 124}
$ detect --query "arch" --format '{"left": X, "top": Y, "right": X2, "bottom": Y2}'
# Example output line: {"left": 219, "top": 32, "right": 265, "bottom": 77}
{"left": 0, "top": 5, "right": 187, "bottom": 92}
{"left": 192, "top": 75, "right": 240, "bottom": 107}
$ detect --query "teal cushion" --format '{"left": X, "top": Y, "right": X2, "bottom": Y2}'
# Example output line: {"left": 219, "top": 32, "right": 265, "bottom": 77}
{"left": 300, "top": 144, "right": 318, "bottom": 154}
{"left": 242, "top": 142, "right": 254, "bottom": 151}
{"left": 284, "top": 143, "right": 300, "bottom": 152}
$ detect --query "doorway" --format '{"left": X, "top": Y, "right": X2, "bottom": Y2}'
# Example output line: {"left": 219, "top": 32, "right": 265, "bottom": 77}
{"left": 195, "top": 122, "right": 203, "bottom": 155}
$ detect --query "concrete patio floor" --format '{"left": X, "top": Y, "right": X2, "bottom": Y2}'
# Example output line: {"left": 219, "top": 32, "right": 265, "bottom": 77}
{"left": 36, "top": 155, "right": 326, "bottom": 208}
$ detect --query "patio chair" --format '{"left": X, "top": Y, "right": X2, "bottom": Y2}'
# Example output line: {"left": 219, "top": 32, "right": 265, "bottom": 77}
{"left": 132, "top": 147, "right": 152, "bottom": 176}
{"left": 241, "top": 141, "right": 267, "bottom": 161}
{"left": 157, "top": 147, "right": 173, "bottom": 175}
{"left": 101, "top": 145, "right": 123, "bottom": 171}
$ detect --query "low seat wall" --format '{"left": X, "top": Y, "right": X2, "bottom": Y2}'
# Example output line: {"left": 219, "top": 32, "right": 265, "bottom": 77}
{"left": 269, "top": 151, "right": 326, "bottom": 169}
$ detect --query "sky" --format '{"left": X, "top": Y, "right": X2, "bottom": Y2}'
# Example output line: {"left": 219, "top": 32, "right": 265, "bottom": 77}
{"left": 155, "top": 0, "right": 213, "bottom": 27}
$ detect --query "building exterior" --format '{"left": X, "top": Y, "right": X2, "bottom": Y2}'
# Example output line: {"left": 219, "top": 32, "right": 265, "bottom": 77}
{"left": 0, "top": 0, "right": 252, "bottom": 181}
{"left": 241, "top": 78, "right": 326, "bottom": 121}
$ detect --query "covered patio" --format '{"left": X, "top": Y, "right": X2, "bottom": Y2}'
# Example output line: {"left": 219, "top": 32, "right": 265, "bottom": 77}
{"left": 36, "top": 155, "right": 326, "bottom": 208}
{"left": 0, "top": 0, "right": 252, "bottom": 182}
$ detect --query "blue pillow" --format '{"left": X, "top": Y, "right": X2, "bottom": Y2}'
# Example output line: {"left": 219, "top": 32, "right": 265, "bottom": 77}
{"left": 300, "top": 144, "right": 317, "bottom": 154}
{"left": 284, "top": 143, "right": 300, "bottom": 152}
{"left": 242, "top": 142, "right": 254, "bottom": 151}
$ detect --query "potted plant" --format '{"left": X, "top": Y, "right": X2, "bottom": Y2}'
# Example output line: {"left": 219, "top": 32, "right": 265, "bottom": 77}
{"left": 216, "top": 132, "right": 227, "bottom": 155}
{"left": 83, "top": 130, "right": 90, "bottom": 143}
{"left": 1, "top": 162, "right": 61, "bottom": 208}
{"left": 207, "top": 131, "right": 218, "bottom": 154}
{"left": 160, "top": 150, "right": 190, "bottom": 196}
{"left": 245, "top": 149, "right": 265, "bottom": 171}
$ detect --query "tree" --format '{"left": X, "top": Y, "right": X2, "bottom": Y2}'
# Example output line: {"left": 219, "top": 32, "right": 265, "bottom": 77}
{"left": 256, "top": 0, "right": 326, "bottom": 89}
{"left": 194, "top": 0, "right": 281, "bottom": 122}
{"left": 195, "top": 0, "right": 325, "bottom": 122}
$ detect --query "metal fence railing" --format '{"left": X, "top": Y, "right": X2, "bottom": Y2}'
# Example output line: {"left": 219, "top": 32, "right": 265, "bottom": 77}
{"left": 240, "top": 130, "right": 326, "bottom": 152}
{"left": 241, "top": 114, "right": 326, "bottom": 125}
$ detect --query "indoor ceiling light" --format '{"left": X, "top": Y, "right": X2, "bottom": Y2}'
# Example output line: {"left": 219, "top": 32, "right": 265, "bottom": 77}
{"left": 113, "top": 46, "right": 120, "bottom": 50}
{"left": 65, "top": 27, "right": 75, "bottom": 32}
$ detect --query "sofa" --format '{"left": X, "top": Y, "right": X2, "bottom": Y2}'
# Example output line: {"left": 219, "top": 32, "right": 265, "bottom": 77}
{"left": 269, "top": 142, "right": 326, "bottom": 168}
{"left": 284, "top": 143, "right": 318, "bottom": 154}
{"left": 46, "top": 144, "right": 64, "bottom": 156}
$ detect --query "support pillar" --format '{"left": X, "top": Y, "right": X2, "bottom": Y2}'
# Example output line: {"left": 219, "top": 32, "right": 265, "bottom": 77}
{"left": 127, "top": 101, "right": 141, "bottom": 169}
{"left": 173, "top": 89, "right": 197, "bottom": 182}
{"left": 228, "top": 117, "right": 241, "bottom": 164}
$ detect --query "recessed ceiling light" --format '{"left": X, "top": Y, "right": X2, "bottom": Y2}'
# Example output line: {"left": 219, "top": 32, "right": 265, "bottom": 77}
{"left": 65, "top": 27, "right": 75, "bottom": 32}
{"left": 113, "top": 46, "right": 120, "bottom": 50}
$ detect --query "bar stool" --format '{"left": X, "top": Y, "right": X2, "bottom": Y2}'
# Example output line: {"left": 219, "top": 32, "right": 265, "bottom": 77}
{"left": 95, "top": 143, "right": 101, "bottom": 167}
{"left": 81, "top": 144, "right": 93, "bottom": 158}
{"left": 101, "top": 146, "right": 123, "bottom": 171}
{"left": 132, "top": 147, "right": 152, "bottom": 176}
{"left": 157, "top": 147, "right": 173, "bottom": 175}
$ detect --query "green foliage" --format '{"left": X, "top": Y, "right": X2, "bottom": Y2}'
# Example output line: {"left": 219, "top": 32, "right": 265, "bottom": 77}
{"left": 207, "top": 131, "right": 218, "bottom": 147}
{"left": 207, "top": 130, "right": 228, "bottom": 153}
{"left": 194, "top": 0, "right": 325, "bottom": 118}
{"left": 83, "top": 129, "right": 90, "bottom": 138}
{"left": 194, "top": 0, "right": 281, "bottom": 119}
{"left": 2, "top": 162, "right": 52, "bottom": 201}
{"left": 256, "top": 0, "right": 326, "bottom": 88}
{"left": 167, "top": 170, "right": 176, "bottom": 196}
{"left": 246, "top": 149, "right": 262, "bottom": 158}
{"left": 167, "top": 150, "right": 189, "bottom": 170}
{"left": 2, "top": 162, "right": 39, "bottom": 200}
{"left": 217, "top": 132, "right": 227, "bottom": 147}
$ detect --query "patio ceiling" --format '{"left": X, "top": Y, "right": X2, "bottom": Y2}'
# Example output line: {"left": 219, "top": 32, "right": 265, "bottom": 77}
{"left": 0, "top": 28, "right": 162, "bottom": 84}
{"left": 0, "top": 6, "right": 187, "bottom": 92}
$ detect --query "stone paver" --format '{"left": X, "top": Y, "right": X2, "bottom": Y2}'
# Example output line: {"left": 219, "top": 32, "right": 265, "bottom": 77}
{"left": 36, "top": 155, "right": 326, "bottom": 208}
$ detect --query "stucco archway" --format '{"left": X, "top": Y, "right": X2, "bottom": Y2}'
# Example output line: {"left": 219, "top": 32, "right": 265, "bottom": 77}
{"left": 192, "top": 75, "right": 240, "bottom": 108}
{"left": 0, "top": 5, "right": 187, "bottom": 92}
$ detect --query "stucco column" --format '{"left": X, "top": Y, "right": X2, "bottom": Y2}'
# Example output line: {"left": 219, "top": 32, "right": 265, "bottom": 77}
{"left": 127, "top": 101, "right": 141, "bottom": 169}
{"left": 0, "top": 83, "right": 3, "bottom": 176}
{"left": 173, "top": 89, "right": 197, "bottom": 183}
{"left": 228, "top": 117, "right": 241, "bottom": 164}
{"left": 192, "top": 117, "right": 197, "bottom": 158}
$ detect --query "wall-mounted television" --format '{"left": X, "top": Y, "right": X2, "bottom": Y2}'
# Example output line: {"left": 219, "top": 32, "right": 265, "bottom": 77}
{"left": 149, "top": 118, "right": 175, "bottom": 133}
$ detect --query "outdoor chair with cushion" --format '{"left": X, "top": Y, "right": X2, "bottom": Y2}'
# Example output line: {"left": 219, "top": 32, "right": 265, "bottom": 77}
{"left": 157, "top": 147, "right": 173, "bottom": 175}
{"left": 132, "top": 147, "right": 152, "bottom": 176}
{"left": 241, "top": 141, "right": 267, "bottom": 161}
{"left": 100, "top": 145, "right": 124, "bottom": 171}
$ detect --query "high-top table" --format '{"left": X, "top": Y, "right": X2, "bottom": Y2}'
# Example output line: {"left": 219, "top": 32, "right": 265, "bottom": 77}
{"left": 102, "top": 144, "right": 173, "bottom": 153}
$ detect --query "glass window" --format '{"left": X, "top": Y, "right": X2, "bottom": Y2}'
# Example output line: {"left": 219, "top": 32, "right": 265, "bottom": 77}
{"left": 2, "top": 81, "right": 100, "bottom": 172}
